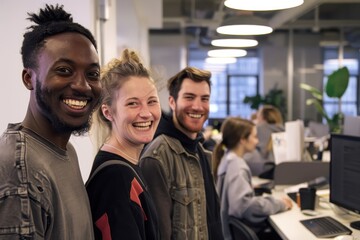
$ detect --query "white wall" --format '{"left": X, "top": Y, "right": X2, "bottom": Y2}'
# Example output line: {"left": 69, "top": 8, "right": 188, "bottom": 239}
{"left": 149, "top": 34, "right": 188, "bottom": 112}
{"left": 116, "top": 0, "right": 162, "bottom": 66}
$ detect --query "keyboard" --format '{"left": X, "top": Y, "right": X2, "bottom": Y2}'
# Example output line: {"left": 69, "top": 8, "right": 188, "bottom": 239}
{"left": 300, "top": 216, "right": 352, "bottom": 238}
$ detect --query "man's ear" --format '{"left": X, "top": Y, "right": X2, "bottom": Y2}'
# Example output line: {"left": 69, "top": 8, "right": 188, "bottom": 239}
{"left": 169, "top": 96, "right": 176, "bottom": 111}
{"left": 101, "top": 104, "right": 113, "bottom": 121}
{"left": 22, "top": 68, "right": 34, "bottom": 90}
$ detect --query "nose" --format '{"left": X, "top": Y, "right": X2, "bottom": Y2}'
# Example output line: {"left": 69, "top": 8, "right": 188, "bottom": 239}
{"left": 191, "top": 98, "right": 203, "bottom": 110}
{"left": 71, "top": 74, "right": 91, "bottom": 92}
{"left": 139, "top": 105, "right": 152, "bottom": 118}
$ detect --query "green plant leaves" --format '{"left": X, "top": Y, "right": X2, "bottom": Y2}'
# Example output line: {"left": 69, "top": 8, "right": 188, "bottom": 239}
{"left": 300, "top": 83, "right": 323, "bottom": 100}
{"left": 326, "top": 66, "right": 350, "bottom": 98}
{"left": 300, "top": 66, "right": 349, "bottom": 133}
{"left": 243, "top": 94, "right": 263, "bottom": 109}
{"left": 243, "top": 85, "right": 287, "bottom": 120}
{"left": 305, "top": 99, "right": 329, "bottom": 121}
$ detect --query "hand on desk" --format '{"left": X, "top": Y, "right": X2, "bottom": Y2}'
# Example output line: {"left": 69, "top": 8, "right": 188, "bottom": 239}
{"left": 281, "top": 196, "right": 293, "bottom": 210}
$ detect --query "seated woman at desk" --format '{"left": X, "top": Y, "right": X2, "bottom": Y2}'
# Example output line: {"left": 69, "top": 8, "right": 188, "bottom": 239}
{"left": 244, "top": 105, "right": 284, "bottom": 177}
{"left": 214, "top": 117, "right": 292, "bottom": 240}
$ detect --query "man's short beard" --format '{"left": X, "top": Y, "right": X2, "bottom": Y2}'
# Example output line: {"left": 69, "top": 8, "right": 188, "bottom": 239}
{"left": 35, "top": 79, "right": 90, "bottom": 136}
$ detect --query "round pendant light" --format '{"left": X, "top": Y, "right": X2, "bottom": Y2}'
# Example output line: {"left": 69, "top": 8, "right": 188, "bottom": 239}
{"left": 205, "top": 57, "right": 237, "bottom": 64}
{"left": 208, "top": 49, "right": 247, "bottom": 58}
{"left": 224, "top": 0, "right": 304, "bottom": 11}
{"left": 216, "top": 16, "right": 273, "bottom": 35}
{"left": 211, "top": 38, "right": 258, "bottom": 48}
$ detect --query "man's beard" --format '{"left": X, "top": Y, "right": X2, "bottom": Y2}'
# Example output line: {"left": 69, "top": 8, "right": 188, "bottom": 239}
{"left": 175, "top": 106, "right": 207, "bottom": 134}
{"left": 35, "top": 79, "right": 90, "bottom": 136}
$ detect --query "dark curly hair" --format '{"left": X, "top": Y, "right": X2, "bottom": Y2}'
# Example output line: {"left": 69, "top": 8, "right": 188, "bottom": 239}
{"left": 21, "top": 4, "right": 97, "bottom": 69}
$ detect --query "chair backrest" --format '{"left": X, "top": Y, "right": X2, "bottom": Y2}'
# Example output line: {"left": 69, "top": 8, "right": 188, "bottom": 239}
{"left": 228, "top": 216, "right": 259, "bottom": 240}
{"left": 273, "top": 161, "right": 329, "bottom": 185}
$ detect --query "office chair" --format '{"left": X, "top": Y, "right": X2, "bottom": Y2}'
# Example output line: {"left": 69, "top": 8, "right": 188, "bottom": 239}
{"left": 228, "top": 216, "right": 259, "bottom": 240}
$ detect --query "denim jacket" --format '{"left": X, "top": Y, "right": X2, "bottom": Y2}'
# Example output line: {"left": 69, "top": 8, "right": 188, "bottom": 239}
{"left": 0, "top": 124, "right": 94, "bottom": 240}
{"left": 140, "top": 134, "right": 212, "bottom": 240}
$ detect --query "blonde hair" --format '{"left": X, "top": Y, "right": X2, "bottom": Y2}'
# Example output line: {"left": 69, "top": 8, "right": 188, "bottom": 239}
{"left": 259, "top": 105, "right": 283, "bottom": 157}
{"left": 259, "top": 105, "right": 283, "bottom": 125}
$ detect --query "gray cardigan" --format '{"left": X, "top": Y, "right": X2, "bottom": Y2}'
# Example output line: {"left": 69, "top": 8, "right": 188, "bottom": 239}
{"left": 216, "top": 151, "right": 287, "bottom": 240}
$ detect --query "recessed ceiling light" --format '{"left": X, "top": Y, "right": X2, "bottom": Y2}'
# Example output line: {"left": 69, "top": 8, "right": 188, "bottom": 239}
{"left": 224, "top": 0, "right": 304, "bottom": 11}
{"left": 211, "top": 38, "right": 258, "bottom": 48}
{"left": 205, "top": 57, "right": 237, "bottom": 64}
{"left": 217, "top": 16, "right": 273, "bottom": 35}
{"left": 208, "top": 49, "right": 247, "bottom": 58}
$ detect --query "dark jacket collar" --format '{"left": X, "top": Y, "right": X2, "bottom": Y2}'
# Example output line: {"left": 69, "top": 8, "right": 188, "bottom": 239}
{"left": 155, "top": 112, "right": 204, "bottom": 154}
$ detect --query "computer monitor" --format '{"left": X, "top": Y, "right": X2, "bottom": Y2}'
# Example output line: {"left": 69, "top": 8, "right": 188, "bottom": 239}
{"left": 272, "top": 120, "right": 305, "bottom": 164}
{"left": 330, "top": 134, "right": 360, "bottom": 230}
{"left": 343, "top": 115, "right": 360, "bottom": 137}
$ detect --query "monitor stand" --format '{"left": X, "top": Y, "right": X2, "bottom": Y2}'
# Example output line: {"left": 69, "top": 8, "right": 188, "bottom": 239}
{"left": 350, "top": 221, "right": 360, "bottom": 230}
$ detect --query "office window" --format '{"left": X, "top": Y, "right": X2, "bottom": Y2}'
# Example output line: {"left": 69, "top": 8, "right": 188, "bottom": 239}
{"left": 189, "top": 55, "right": 260, "bottom": 120}
{"left": 323, "top": 48, "right": 359, "bottom": 118}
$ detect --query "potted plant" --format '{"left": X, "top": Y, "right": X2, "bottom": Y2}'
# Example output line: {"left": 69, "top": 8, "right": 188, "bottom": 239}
{"left": 300, "top": 66, "right": 350, "bottom": 133}
{"left": 243, "top": 84, "right": 287, "bottom": 120}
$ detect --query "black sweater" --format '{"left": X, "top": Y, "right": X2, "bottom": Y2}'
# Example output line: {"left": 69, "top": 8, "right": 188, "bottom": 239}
{"left": 86, "top": 151, "right": 159, "bottom": 240}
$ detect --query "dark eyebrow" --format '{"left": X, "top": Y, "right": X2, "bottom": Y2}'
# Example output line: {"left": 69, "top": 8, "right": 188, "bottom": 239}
{"left": 54, "top": 58, "right": 100, "bottom": 68}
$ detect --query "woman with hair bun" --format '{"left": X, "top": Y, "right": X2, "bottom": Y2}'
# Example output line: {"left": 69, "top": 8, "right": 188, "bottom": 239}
{"left": 86, "top": 49, "right": 161, "bottom": 240}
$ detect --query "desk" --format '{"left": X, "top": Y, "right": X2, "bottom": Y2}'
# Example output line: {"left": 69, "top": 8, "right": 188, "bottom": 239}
{"left": 269, "top": 186, "right": 360, "bottom": 240}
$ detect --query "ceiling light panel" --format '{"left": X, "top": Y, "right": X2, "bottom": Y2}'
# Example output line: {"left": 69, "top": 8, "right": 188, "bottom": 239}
{"left": 205, "top": 57, "right": 237, "bottom": 64}
{"left": 211, "top": 38, "right": 258, "bottom": 47}
{"left": 208, "top": 49, "right": 247, "bottom": 58}
{"left": 224, "top": 0, "right": 304, "bottom": 11}
{"left": 217, "top": 16, "right": 273, "bottom": 35}
{"left": 217, "top": 25, "right": 272, "bottom": 35}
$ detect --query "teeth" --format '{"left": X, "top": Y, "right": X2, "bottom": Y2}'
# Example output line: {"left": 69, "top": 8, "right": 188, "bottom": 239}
{"left": 189, "top": 113, "right": 202, "bottom": 119}
{"left": 63, "top": 99, "right": 87, "bottom": 109}
{"left": 133, "top": 121, "right": 151, "bottom": 128}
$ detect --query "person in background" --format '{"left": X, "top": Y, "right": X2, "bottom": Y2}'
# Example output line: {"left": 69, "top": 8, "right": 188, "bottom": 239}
{"left": 255, "top": 105, "right": 284, "bottom": 160}
{"left": 86, "top": 49, "right": 161, "bottom": 240}
{"left": 244, "top": 105, "right": 284, "bottom": 177}
{"left": 0, "top": 4, "right": 101, "bottom": 239}
{"left": 202, "top": 125, "right": 217, "bottom": 151}
{"left": 140, "top": 67, "right": 223, "bottom": 239}
{"left": 214, "top": 117, "right": 292, "bottom": 240}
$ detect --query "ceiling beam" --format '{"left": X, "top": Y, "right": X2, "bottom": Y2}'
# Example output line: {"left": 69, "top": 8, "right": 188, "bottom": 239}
{"left": 269, "top": 0, "right": 360, "bottom": 30}
{"left": 278, "top": 20, "right": 360, "bottom": 29}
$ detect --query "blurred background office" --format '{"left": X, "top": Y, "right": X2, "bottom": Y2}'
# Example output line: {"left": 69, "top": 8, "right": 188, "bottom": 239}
{"left": 1, "top": 0, "right": 360, "bottom": 180}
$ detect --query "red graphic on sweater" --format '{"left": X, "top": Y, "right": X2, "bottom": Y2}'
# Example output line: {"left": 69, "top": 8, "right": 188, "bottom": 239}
{"left": 130, "top": 177, "right": 147, "bottom": 220}
{"left": 96, "top": 213, "right": 111, "bottom": 240}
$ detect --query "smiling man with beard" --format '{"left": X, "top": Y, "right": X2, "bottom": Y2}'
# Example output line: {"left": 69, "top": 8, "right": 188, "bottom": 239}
{"left": 0, "top": 4, "right": 101, "bottom": 240}
{"left": 140, "top": 67, "right": 224, "bottom": 240}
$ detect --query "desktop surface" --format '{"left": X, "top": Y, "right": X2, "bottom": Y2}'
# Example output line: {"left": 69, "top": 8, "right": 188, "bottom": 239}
{"left": 269, "top": 186, "right": 360, "bottom": 240}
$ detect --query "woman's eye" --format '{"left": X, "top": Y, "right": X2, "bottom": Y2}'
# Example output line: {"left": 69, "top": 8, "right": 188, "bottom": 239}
{"left": 148, "top": 99, "right": 159, "bottom": 105}
{"left": 127, "top": 102, "right": 138, "bottom": 106}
